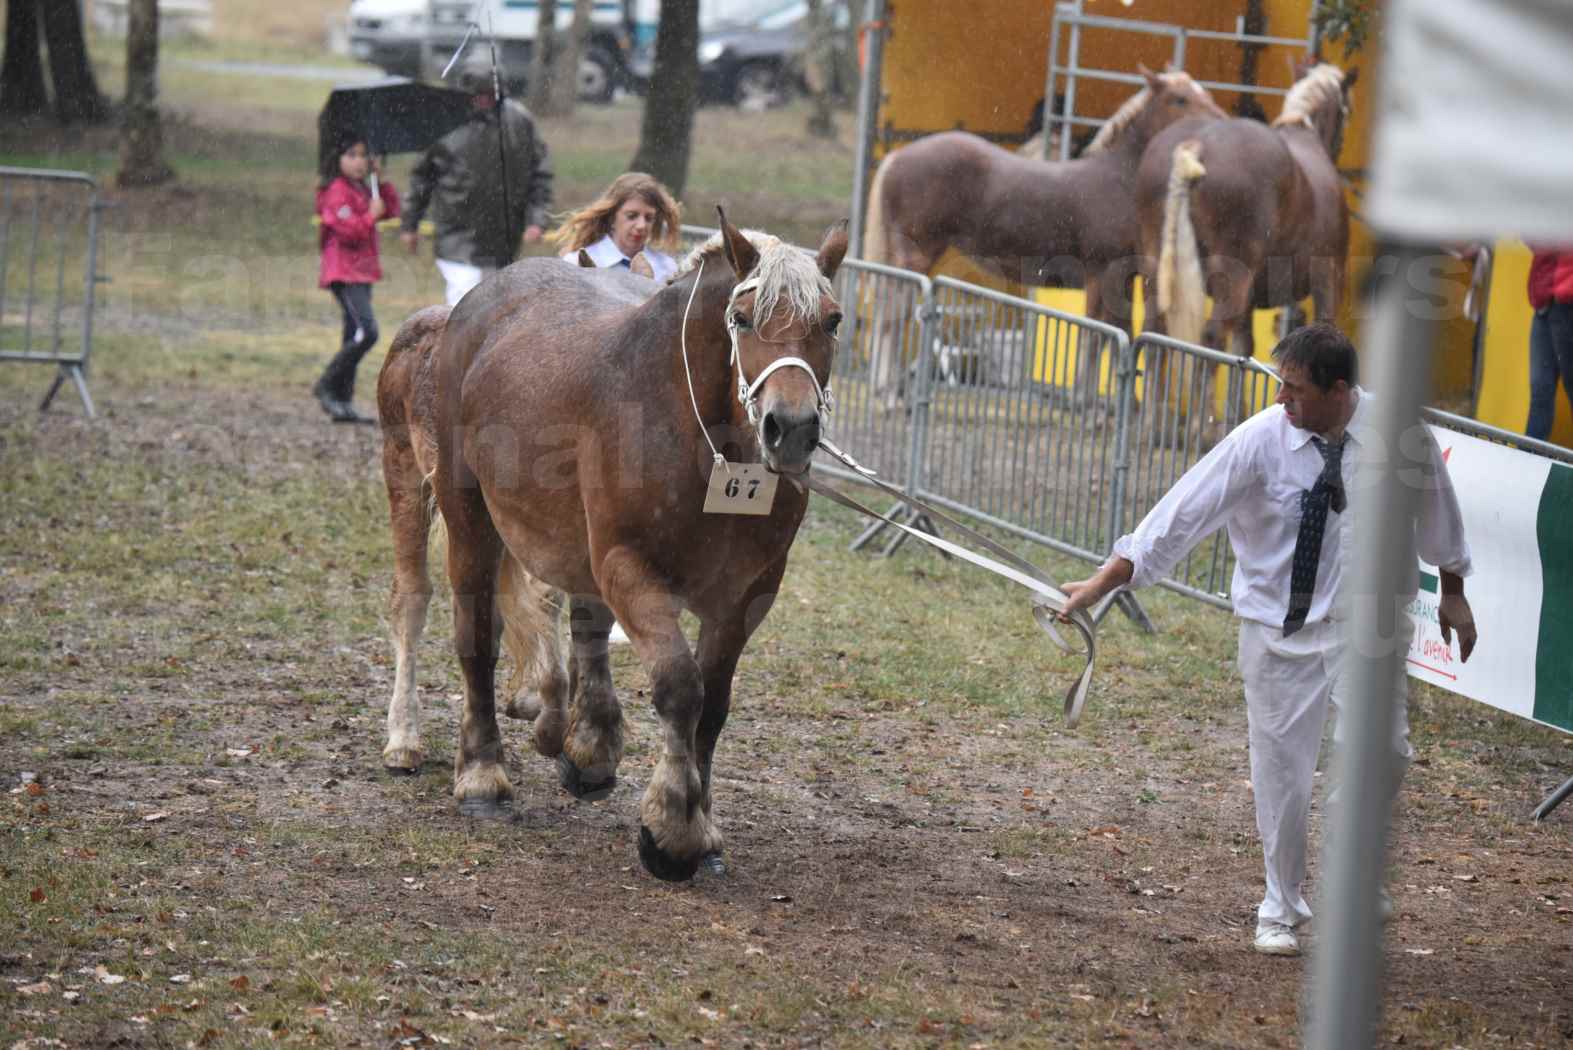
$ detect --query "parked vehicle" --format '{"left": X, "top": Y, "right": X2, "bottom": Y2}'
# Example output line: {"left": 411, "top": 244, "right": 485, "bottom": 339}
{"left": 419, "top": 0, "right": 636, "bottom": 104}
{"left": 347, "top": 0, "right": 427, "bottom": 79}
{"left": 628, "top": 0, "right": 849, "bottom": 109}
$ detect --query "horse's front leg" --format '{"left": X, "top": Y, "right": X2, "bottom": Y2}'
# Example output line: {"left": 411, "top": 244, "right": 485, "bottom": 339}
{"left": 690, "top": 567, "right": 784, "bottom": 878}
{"left": 600, "top": 556, "right": 716, "bottom": 881}
{"left": 554, "top": 594, "right": 625, "bottom": 800}
{"left": 443, "top": 500, "right": 513, "bottom": 815}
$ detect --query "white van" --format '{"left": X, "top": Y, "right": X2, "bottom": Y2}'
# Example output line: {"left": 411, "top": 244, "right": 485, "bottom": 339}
{"left": 347, "top": 0, "right": 428, "bottom": 78}
{"left": 422, "top": 0, "right": 635, "bottom": 103}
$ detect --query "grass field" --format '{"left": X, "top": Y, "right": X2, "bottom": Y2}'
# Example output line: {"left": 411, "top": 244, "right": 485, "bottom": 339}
{"left": 1, "top": 8, "right": 1571, "bottom": 1049}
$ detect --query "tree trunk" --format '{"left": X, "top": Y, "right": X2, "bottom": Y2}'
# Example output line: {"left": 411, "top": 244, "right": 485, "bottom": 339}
{"left": 1236, "top": 0, "right": 1268, "bottom": 122}
{"left": 118, "top": 0, "right": 174, "bottom": 187}
{"left": 526, "top": 0, "right": 559, "bottom": 114}
{"left": 803, "top": 0, "right": 835, "bottom": 138}
{"left": 546, "top": 0, "right": 593, "bottom": 116}
{"left": 39, "top": 0, "right": 108, "bottom": 123}
{"left": 629, "top": 0, "right": 699, "bottom": 196}
{"left": 0, "top": 0, "right": 47, "bottom": 119}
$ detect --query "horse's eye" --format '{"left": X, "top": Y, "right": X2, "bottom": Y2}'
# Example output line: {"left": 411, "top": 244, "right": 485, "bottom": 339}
{"left": 824, "top": 313, "right": 843, "bottom": 336}
{"left": 730, "top": 312, "right": 752, "bottom": 331}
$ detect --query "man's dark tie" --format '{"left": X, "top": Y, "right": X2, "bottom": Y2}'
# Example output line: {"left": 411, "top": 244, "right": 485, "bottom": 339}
{"left": 1283, "top": 436, "right": 1347, "bottom": 636}
{"left": 617, "top": 257, "right": 631, "bottom": 269}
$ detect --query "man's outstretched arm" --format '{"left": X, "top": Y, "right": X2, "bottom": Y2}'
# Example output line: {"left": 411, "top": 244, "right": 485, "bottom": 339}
{"left": 1059, "top": 556, "right": 1135, "bottom": 620}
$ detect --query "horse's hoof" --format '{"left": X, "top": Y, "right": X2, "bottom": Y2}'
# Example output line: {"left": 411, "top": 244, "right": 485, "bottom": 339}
{"left": 457, "top": 796, "right": 512, "bottom": 819}
{"left": 383, "top": 748, "right": 422, "bottom": 774}
{"left": 699, "top": 851, "right": 728, "bottom": 878}
{"left": 557, "top": 755, "right": 616, "bottom": 801}
{"left": 638, "top": 825, "right": 701, "bottom": 882}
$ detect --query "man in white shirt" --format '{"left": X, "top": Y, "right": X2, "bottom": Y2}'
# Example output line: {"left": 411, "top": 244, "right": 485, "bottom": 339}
{"left": 1059, "top": 323, "right": 1479, "bottom": 958}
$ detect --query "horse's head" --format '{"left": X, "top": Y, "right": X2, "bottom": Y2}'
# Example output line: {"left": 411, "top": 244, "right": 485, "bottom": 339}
{"left": 1277, "top": 61, "right": 1356, "bottom": 161}
{"left": 1086, "top": 66, "right": 1225, "bottom": 154}
{"left": 715, "top": 209, "right": 847, "bottom": 475}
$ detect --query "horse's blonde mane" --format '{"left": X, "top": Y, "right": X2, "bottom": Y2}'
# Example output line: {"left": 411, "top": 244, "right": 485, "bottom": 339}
{"left": 678, "top": 230, "right": 833, "bottom": 324}
{"left": 1273, "top": 63, "right": 1345, "bottom": 129}
{"left": 1084, "top": 72, "right": 1204, "bottom": 155}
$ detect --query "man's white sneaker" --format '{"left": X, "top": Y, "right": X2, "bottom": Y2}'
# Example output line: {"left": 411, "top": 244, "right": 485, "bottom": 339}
{"left": 608, "top": 622, "right": 631, "bottom": 645}
{"left": 1253, "top": 922, "right": 1301, "bottom": 956}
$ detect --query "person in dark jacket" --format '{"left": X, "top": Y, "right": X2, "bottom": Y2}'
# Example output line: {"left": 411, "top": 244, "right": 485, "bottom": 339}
{"left": 399, "top": 50, "right": 554, "bottom": 306}
{"left": 315, "top": 131, "right": 400, "bottom": 423}
{"left": 1526, "top": 247, "right": 1573, "bottom": 441}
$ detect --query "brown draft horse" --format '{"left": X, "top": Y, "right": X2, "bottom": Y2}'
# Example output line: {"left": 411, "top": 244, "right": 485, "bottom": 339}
{"left": 1137, "top": 61, "right": 1356, "bottom": 418}
{"left": 861, "top": 68, "right": 1225, "bottom": 405}
{"left": 376, "top": 213, "right": 848, "bottom": 882}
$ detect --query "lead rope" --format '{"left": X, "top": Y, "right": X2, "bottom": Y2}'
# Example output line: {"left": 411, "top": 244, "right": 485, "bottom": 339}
{"left": 678, "top": 258, "right": 727, "bottom": 472}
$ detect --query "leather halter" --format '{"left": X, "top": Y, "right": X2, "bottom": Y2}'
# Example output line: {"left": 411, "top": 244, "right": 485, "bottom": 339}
{"left": 725, "top": 276, "right": 834, "bottom": 426}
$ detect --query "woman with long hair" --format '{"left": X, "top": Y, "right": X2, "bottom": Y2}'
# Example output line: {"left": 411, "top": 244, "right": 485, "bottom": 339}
{"left": 550, "top": 172, "right": 682, "bottom": 282}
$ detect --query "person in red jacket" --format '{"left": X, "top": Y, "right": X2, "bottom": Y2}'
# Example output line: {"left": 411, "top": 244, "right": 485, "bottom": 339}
{"left": 1526, "top": 247, "right": 1573, "bottom": 441}
{"left": 315, "top": 132, "right": 400, "bottom": 423}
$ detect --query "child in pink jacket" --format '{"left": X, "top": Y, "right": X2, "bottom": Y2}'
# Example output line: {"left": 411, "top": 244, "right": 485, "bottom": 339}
{"left": 315, "top": 132, "right": 400, "bottom": 423}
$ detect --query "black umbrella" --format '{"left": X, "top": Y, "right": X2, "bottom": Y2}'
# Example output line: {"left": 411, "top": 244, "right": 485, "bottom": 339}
{"left": 317, "top": 76, "right": 474, "bottom": 171}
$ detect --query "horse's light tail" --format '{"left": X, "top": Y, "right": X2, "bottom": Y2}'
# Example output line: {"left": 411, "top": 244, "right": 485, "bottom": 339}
{"left": 498, "top": 553, "right": 562, "bottom": 700}
{"left": 861, "top": 150, "right": 895, "bottom": 265}
{"left": 1157, "top": 140, "right": 1207, "bottom": 345}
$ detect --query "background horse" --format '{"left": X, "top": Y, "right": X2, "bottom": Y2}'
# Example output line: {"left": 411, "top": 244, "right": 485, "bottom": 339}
{"left": 1137, "top": 61, "right": 1355, "bottom": 422}
{"left": 377, "top": 213, "right": 848, "bottom": 882}
{"left": 861, "top": 68, "right": 1225, "bottom": 406}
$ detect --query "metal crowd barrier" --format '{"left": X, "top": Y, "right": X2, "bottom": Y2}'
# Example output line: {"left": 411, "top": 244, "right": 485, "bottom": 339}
{"left": 1121, "top": 333, "right": 1281, "bottom": 609}
{"left": 0, "top": 166, "right": 107, "bottom": 417}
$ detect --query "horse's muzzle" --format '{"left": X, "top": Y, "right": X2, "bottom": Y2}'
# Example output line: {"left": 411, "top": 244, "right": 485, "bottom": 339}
{"left": 761, "top": 408, "right": 820, "bottom": 473}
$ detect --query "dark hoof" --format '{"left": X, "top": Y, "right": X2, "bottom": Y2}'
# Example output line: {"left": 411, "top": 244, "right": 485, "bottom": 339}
{"left": 557, "top": 755, "right": 617, "bottom": 801}
{"left": 457, "top": 797, "right": 512, "bottom": 819}
{"left": 699, "top": 851, "right": 728, "bottom": 878}
{"left": 384, "top": 765, "right": 419, "bottom": 778}
{"left": 638, "top": 825, "right": 701, "bottom": 882}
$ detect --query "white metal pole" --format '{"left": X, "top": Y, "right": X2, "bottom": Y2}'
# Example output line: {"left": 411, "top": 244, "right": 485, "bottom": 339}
{"left": 847, "top": 0, "right": 886, "bottom": 261}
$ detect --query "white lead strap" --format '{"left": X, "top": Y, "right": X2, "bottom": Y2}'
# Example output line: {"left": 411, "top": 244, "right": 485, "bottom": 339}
{"left": 679, "top": 258, "right": 727, "bottom": 471}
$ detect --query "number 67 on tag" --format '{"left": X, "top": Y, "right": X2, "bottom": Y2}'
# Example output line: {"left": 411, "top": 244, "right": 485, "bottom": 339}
{"left": 703, "top": 462, "right": 779, "bottom": 515}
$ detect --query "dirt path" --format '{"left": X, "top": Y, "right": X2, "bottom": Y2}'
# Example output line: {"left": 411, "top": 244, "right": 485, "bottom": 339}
{"left": 2, "top": 326, "right": 1571, "bottom": 1048}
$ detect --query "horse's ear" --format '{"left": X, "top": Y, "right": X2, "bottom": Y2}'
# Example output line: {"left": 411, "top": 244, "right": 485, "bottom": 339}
{"left": 716, "top": 206, "right": 759, "bottom": 280}
{"left": 816, "top": 219, "right": 849, "bottom": 280}
{"left": 576, "top": 249, "right": 595, "bottom": 268}
{"left": 1138, "top": 63, "right": 1160, "bottom": 90}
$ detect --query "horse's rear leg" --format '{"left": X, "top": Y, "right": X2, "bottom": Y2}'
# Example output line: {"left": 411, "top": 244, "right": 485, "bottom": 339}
{"left": 441, "top": 490, "right": 512, "bottom": 814}
{"left": 555, "top": 595, "right": 626, "bottom": 801}
{"left": 382, "top": 429, "right": 433, "bottom": 773}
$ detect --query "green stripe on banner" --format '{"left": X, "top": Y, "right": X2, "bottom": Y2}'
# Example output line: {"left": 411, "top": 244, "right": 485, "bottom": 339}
{"left": 1534, "top": 462, "right": 1573, "bottom": 732}
{"left": 1418, "top": 571, "right": 1438, "bottom": 594}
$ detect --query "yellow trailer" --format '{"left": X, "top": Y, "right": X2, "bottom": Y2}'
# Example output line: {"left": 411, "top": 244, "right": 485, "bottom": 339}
{"left": 859, "top": 1, "right": 1557, "bottom": 440}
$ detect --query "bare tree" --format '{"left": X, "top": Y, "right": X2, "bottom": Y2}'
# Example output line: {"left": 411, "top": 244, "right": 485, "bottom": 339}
{"left": 803, "top": 0, "right": 835, "bottom": 138}
{"left": 39, "top": 0, "right": 108, "bottom": 123}
{"left": 118, "top": 0, "right": 174, "bottom": 187}
{"left": 546, "top": 0, "right": 595, "bottom": 116}
{"left": 0, "top": 0, "right": 47, "bottom": 119}
{"left": 629, "top": 0, "right": 700, "bottom": 196}
{"left": 526, "top": 0, "right": 560, "bottom": 114}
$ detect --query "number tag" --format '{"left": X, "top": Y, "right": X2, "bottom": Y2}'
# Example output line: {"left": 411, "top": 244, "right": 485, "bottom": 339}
{"left": 702, "top": 461, "right": 779, "bottom": 515}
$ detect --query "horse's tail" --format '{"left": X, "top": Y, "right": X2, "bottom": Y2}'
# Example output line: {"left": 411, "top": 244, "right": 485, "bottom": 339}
{"left": 1157, "top": 140, "right": 1208, "bottom": 345}
{"left": 861, "top": 150, "right": 896, "bottom": 265}
{"left": 497, "top": 553, "right": 563, "bottom": 701}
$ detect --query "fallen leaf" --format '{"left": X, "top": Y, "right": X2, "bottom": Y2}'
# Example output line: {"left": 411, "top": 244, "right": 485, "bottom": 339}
{"left": 230, "top": 975, "right": 250, "bottom": 992}
{"left": 29, "top": 887, "right": 46, "bottom": 904}
{"left": 1405, "top": 948, "right": 1435, "bottom": 956}
{"left": 170, "top": 973, "right": 192, "bottom": 984}
{"left": 25, "top": 782, "right": 44, "bottom": 797}
{"left": 95, "top": 965, "right": 126, "bottom": 985}
{"left": 18, "top": 981, "right": 51, "bottom": 996}
{"left": 143, "top": 812, "right": 170, "bottom": 824}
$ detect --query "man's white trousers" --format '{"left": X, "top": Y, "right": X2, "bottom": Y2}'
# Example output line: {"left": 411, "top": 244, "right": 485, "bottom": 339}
{"left": 1237, "top": 616, "right": 1414, "bottom": 929}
